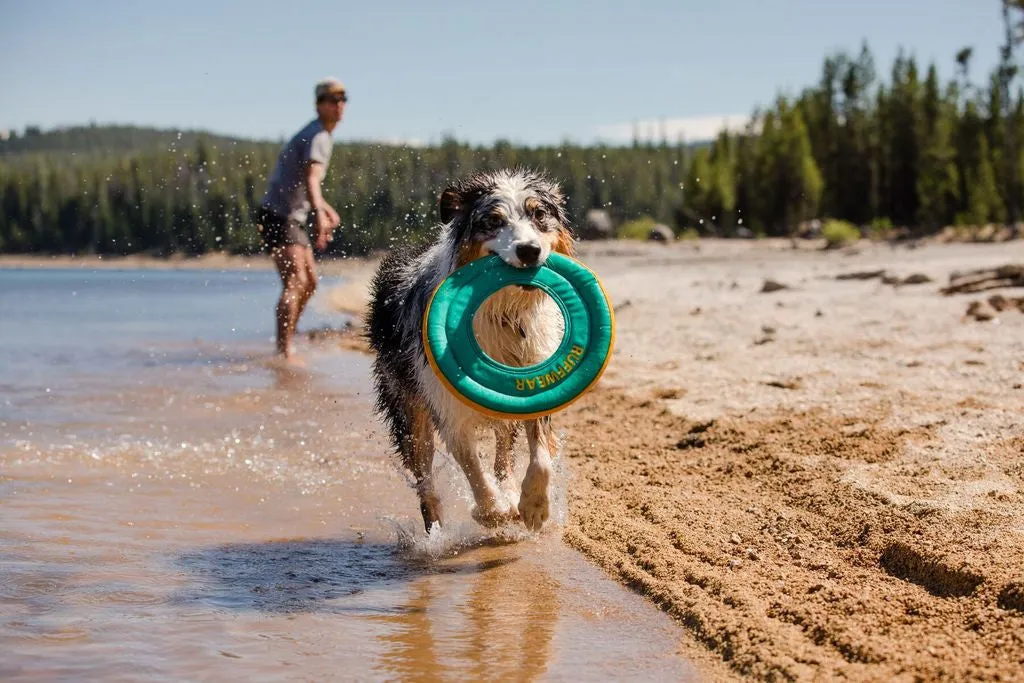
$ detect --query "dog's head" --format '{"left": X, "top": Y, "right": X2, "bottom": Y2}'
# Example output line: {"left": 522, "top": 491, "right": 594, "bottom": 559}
{"left": 439, "top": 168, "right": 575, "bottom": 269}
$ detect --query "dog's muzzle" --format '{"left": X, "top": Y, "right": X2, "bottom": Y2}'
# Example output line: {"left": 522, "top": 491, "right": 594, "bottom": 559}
{"left": 515, "top": 243, "right": 542, "bottom": 268}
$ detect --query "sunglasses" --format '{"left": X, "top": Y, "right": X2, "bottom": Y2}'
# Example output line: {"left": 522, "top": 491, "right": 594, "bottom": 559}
{"left": 320, "top": 93, "right": 348, "bottom": 104}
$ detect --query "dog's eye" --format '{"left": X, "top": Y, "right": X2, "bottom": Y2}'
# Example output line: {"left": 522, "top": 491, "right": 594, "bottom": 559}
{"left": 484, "top": 213, "right": 505, "bottom": 229}
{"left": 534, "top": 207, "right": 548, "bottom": 221}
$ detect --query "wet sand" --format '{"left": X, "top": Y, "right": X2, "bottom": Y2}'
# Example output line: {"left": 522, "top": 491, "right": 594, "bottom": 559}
{"left": 1, "top": 347, "right": 697, "bottom": 682}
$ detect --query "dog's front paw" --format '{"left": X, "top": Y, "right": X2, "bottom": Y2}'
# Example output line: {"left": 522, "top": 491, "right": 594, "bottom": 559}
{"left": 518, "top": 461, "right": 551, "bottom": 532}
{"left": 419, "top": 493, "right": 443, "bottom": 533}
{"left": 471, "top": 491, "right": 519, "bottom": 528}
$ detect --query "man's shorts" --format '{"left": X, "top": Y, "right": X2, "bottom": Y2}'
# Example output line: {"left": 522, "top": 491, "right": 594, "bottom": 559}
{"left": 256, "top": 207, "right": 311, "bottom": 252}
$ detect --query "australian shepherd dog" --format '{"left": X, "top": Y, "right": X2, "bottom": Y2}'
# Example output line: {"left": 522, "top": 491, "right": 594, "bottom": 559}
{"left": 367, "top": 168, "right": 575, "bottom": 534}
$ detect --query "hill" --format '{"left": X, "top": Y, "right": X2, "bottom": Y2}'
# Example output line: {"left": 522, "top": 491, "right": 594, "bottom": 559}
{"left": 0, "top": 124, "right": 255, "bottom": 158}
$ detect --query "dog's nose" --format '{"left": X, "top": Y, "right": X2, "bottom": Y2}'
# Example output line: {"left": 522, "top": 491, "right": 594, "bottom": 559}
{"left": 515, "top": 243, "right": 541, "bottom": 266}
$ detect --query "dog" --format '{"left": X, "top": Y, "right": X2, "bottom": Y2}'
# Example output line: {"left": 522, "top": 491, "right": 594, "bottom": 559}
{"left": 366, "top": 168, "right": 576, "bottom": 533}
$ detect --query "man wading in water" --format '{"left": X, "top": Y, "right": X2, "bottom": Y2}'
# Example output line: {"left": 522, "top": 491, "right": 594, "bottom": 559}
{"left": 256, "top": 78, "right": 347, "bottom": 363}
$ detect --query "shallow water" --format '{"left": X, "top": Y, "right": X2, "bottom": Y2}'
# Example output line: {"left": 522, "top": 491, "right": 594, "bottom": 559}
{"left": 1, "top": 267, "right": 696, "bottom": 681}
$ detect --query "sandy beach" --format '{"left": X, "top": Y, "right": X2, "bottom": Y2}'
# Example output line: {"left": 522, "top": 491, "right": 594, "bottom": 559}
{"left": 552, "top": 238, "right": 1024, "bottom": 680}
{"left": 4, "top": 237, "right": 1023, "bottom": 680}
{"left": 320, "top": 236, "right": 1024, "bottom": 680}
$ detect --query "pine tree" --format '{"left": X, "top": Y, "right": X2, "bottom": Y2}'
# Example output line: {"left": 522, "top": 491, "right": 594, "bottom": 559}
{"left": 752, "top": 99, "right": 823, "bottom": 235}
{"left": 886, "top": 53, "right": 923, "bottom": 225}
{"left": 683, "top": 147, "right": 711, "bottom": 231}
{"left": 706, "top": 131, "right": 738, "bottom": 232}
{"left": 964, "top": 134, "right": 1003, "bottom": 224}
{"left": 916, "top": 67, "right": 960, "bottom": 229}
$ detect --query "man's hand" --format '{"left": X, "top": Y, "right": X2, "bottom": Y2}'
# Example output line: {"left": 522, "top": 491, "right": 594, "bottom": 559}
{"left": 323, "top": 203, "right": 341, "bottom": 227}
{"left": 306, "top": 160, "right": 340, "bottom": 252}
{"left": 315, "top": 232, "right": 330, "bottom": 252}
{"left": 315, "top": 209, "right": 336, "bottom": 252}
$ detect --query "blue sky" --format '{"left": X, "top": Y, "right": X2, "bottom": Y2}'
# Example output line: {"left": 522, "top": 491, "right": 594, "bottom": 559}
{"left": 0, "top": 0, "right": 1007, "bottom": 146}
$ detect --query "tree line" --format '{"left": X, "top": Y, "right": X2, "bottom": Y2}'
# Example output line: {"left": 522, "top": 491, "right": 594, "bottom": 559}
{"left": 2, "top": 14, "right": 1022, "bottom": 256}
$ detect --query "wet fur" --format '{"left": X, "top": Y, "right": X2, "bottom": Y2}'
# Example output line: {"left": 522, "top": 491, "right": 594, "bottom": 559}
{"left": 367, "top": 168, "right": 576, "bottom": 532}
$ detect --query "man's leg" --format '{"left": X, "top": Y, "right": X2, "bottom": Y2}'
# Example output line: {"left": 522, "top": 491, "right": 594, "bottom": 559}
{"left": 295, "top": 246, "right": 319, "bottom": 323}
{"left": 272, "top": 245, "right": 310, "bottom": 358}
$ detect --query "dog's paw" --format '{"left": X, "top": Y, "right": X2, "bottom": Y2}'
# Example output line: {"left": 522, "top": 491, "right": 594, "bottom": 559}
{"left": 500, "top": 485, "right": 521, "bottom": 511}
{"left": 471, "top": 492, "right": 519, "bottom": 528}
{"left": 518, "top": 461, "right": 551, "bottom": 532}
{"left": 419, "top": 494, "right": 443, "bottom": 533}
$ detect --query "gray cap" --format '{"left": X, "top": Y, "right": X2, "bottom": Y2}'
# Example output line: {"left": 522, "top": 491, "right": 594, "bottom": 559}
{"left": 315, "top": 77, "right": 346, "bottom": 100}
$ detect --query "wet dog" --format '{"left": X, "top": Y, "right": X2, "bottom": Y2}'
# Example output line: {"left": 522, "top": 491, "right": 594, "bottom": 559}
{"left": 367, "top": 168, "right": 575, "bottom": 533}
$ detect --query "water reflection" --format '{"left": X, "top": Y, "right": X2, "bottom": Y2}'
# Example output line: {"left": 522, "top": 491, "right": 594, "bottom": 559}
{"left": 266, "top": 360, "right": 316, "bottom": 393}
{"left": 175, "top": 538, "right": 560, "bottom": 680}
{"left": 373, "top": 549, "right": 557, "bottom": 681}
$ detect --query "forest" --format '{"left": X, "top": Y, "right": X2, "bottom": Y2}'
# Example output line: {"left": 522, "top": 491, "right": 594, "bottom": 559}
{"left": 2, "top": 4, "right": 1023, "bottom": 256}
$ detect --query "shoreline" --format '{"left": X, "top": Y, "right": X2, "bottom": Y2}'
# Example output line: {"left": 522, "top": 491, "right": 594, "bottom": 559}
{"left": 0, "top": 251, "right": 379, "bottom": 279}
{"left": 0, "top": 252, "right": 277, "bottom": 271}
{"left": 1, "top": 230, "right": 1018, "bottom": 274}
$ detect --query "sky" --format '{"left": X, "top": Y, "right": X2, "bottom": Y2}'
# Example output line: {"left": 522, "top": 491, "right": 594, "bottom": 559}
{"left": 0, "top": 0, "right": 1008, "bottom": 146}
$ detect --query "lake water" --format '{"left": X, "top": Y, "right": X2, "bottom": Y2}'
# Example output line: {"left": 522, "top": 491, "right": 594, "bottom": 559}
{"left": 0, "top": 266, "right": 696, "bottom": 682}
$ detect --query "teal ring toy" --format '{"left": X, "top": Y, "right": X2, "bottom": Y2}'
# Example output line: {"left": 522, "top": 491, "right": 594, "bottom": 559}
{"left": 423, "top": 253, "right": 616, "bottom": 419}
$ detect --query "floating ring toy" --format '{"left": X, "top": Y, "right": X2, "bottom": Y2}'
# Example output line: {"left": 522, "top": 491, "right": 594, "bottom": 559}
{"left": 423, "top": 252, "right": 615, "bottom": 420}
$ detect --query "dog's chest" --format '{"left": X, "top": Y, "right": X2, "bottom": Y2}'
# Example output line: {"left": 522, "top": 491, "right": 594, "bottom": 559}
{"left": 472, "top": 308, "right": 561, "bottom": 367}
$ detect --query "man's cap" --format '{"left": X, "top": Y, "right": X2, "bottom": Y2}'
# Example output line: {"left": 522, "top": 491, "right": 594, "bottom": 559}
{"left": 315, "top": 78, "right": 346, "bottom": 100}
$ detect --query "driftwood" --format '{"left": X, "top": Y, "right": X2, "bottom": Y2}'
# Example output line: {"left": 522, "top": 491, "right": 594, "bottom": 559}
{"left": 941, "top": 264, "right": 1024, "bottom": 295}
{"left": 760, "top": 279, "right": 789, "bottom": 293}
{"left": 835, "top": 270, "right": 932, "bottom": 285}
{"left": 882, "top": 273, "right": 933, "bottom": 286}
{"left": 964, "top": 294, "right": 1024, "bottom": 321}
{"left": 835, "top": 269, "right": 886, "bottom": 281}
{"left": 987, "top": 293, "right": 1024, "bottom": 312}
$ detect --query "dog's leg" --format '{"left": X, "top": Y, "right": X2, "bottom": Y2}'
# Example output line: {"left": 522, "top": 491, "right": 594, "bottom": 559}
{"left": 519, "top": 417, "right": 556, "bottom": 531}
{"left": 442, "top": 427, "right": 518, "bottom": 528}
{"left": 494, "top": 422, "right": 518, "bottom": 482}
{"left": 404, "top": 403, "right": 441, "bottom": 533}
{"left": 381, "top": 380, "right": 442, "bottom": 533}
{"left": 494, "top": 421, "right": 521, "bottom": 511}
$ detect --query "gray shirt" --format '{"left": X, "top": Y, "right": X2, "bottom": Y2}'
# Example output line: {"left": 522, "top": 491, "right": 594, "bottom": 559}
{"left": 261, "top": 119, "right": 333, "bottom": 223}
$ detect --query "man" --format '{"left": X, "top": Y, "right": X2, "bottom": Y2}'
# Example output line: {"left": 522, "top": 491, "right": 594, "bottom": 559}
{"left": 257, "top": 77, "right": 347, "bottom": 362}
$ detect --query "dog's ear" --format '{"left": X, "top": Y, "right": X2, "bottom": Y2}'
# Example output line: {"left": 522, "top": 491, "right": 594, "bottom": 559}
{"left": 545, "top": 181, "right": 566, "bottom": 208}
{"left": 542, "top": 180, "right": 570, "bottom": 226}
{"left": 439, "top": 188, "right": 464, "bottom": 224}
{"left": 440, "top": 186, "right": 484, "bottom": 224}
{"left": 541, "top": 179, "right": 576, "bottom": 256}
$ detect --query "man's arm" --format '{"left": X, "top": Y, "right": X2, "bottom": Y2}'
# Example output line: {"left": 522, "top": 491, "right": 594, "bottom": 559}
{"left": 306, "top": 162, "right": 338, "bottom": 251}
{"left": 305, "top": 161, "right": 329, "bottom": 216}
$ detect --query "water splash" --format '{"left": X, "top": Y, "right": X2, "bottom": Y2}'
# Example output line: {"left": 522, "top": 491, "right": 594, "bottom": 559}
{"left": 388, "top": 435, "right": 571, "bottom": 561}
